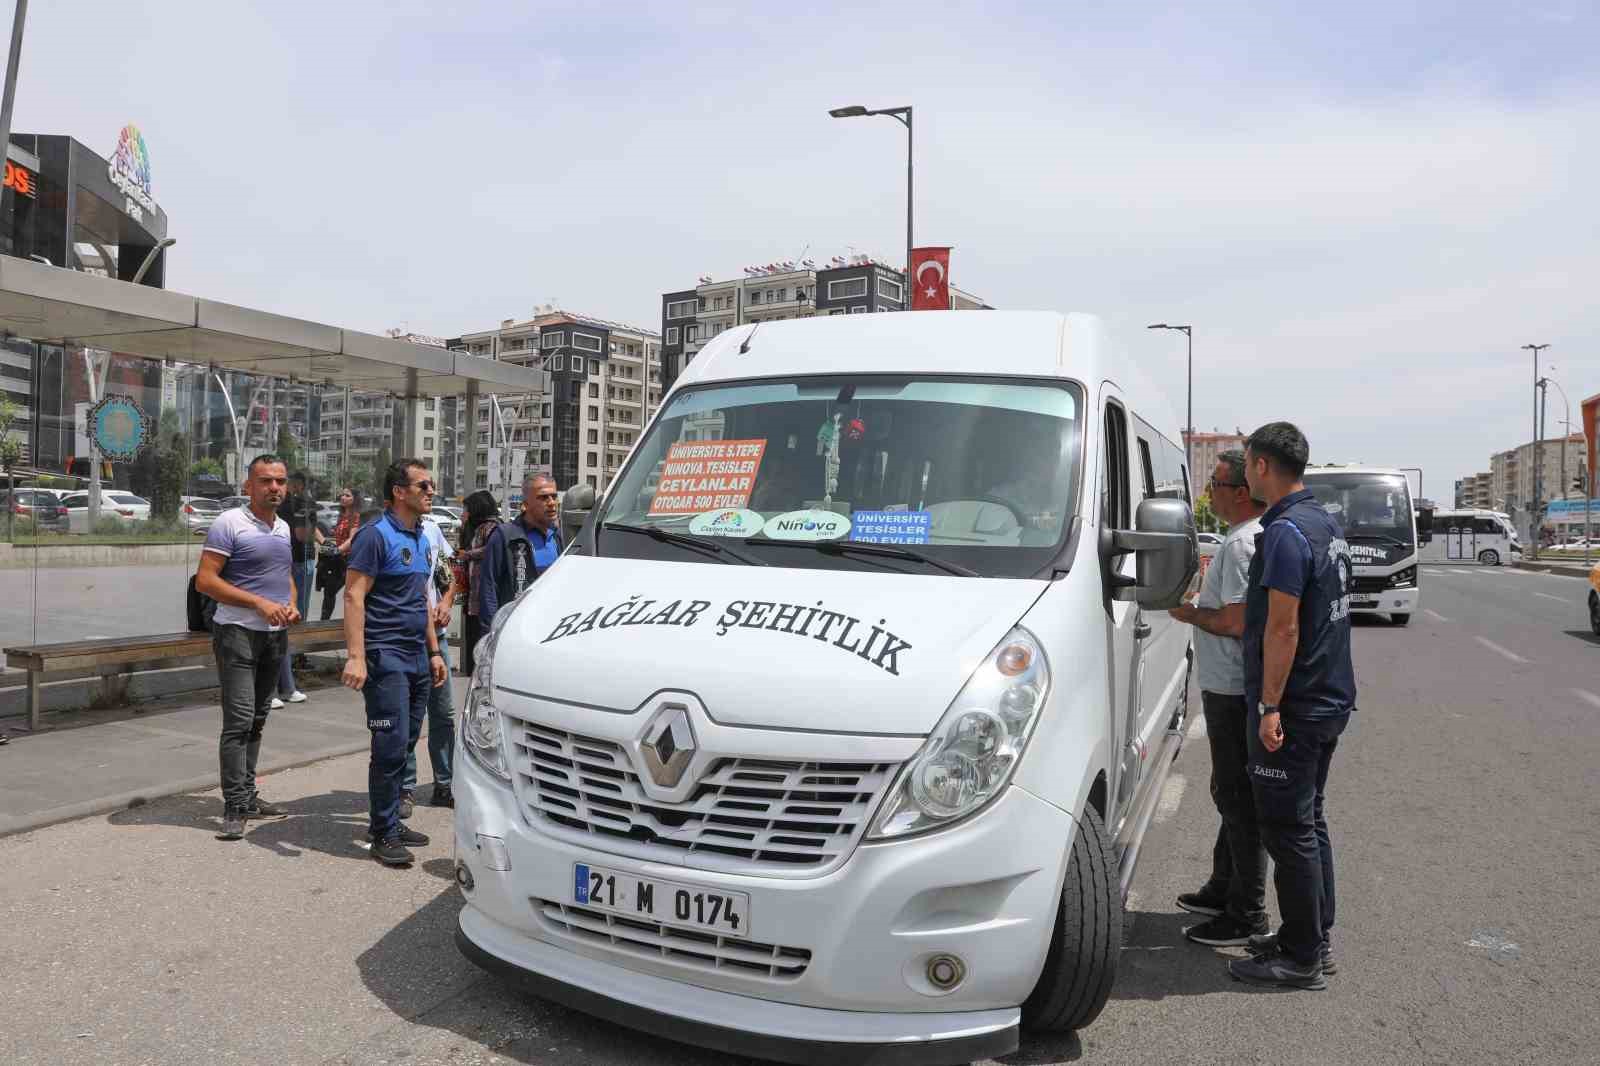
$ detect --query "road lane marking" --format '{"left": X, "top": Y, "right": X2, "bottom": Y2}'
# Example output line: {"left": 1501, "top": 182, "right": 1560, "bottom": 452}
{"left": 1424, "top": 608, "right": 1451, "bottom": 622}
{"left": 1448, "top": 568, "right": 1477, "bottom": 575}
{"left": 1155, "top": 773, "right": 1187, "bottom": 823}
{"left": 1474, "top": 636, "right": 1530, "bottom": 664}
{"left": 1574, "top": 690, "right": 1600, "bottom": 711}
{"left": 1533, "top": 592, "right": 1565, "bottom": 602}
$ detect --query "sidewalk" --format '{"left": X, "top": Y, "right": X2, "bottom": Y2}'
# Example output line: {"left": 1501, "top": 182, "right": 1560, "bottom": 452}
{"left": 0, "top": 673, "right": 465, "bottom": 837}
{"left": 1514, "top": 558, "right": 1595, "bottom": 578}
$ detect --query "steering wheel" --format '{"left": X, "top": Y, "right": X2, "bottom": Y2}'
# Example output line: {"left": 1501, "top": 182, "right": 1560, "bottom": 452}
{"left": 931, "top": 494, "right": 1028, "bottom": 530}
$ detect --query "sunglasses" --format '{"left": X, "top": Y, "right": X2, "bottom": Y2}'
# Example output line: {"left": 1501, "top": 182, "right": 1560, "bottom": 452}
{"left": 409, "top": 480, "right": 436, "bottom": 494}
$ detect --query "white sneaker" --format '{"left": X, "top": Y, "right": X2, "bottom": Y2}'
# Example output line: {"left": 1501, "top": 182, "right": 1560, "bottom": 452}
{"left": 270, "top": 697, "right": 285, "bottom": 710}
{"left": 287, "top": 691, "right": 308, "bottom": 704}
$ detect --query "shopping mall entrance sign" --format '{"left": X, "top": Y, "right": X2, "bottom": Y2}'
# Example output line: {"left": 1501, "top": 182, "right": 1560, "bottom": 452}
{"left": 108, "top": 124, "right": 156, "bottom": 219}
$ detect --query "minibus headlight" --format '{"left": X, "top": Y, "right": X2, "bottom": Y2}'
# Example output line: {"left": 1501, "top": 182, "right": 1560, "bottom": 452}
{"left": 462, "top": 606, "right": 515, "bottom": 783}
{"left": 1387, "top": 566, "right": 1416, "bottom": 588}
{"left": 870, "top": 627, "right": 1050, "bottom": 839}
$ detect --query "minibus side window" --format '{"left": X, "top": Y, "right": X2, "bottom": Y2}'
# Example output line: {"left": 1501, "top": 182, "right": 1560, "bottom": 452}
{"left": 1103, "top": 403, "right": 1129, "bottom": 530}
{"left": 1137, "top": 438, "right": 1156, "bottom": 500}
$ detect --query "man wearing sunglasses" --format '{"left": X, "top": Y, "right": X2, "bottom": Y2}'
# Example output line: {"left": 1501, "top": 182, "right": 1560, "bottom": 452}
{"left": 479, "top": 472, "right": 563, "bottom": 631}
{"left": 1168, "top": 449, "right": 1269, "bottom": 947}
{"left": 341, "top": 459, "right": 449, "bottom": 867}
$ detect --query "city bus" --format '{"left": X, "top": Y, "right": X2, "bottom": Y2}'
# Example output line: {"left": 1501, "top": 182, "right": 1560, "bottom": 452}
{"left": 1418, "top": 509, "right": 1518, "bottom": 566}
{"left": 1303, "top": 466, "right": 1424, "bottom": 625}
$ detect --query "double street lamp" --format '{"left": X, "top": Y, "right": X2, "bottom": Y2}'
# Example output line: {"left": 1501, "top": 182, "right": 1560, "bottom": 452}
{"left": 1523, "top": 342, "right": 1550, "bottom": 554}
{"left": 828, "top": 104, "right": 913, "bottom": 289}
{"left": 1148, "top": 324, "right": 1193, "bottom": 473}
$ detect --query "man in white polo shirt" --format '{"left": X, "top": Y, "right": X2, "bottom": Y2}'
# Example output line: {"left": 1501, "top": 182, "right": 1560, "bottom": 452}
{"left": 195, "top": 454, "right": 300, "bottom": 841}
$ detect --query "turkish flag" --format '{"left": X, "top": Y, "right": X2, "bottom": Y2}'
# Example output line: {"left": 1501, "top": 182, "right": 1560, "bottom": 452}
{"left": 909, "top": 246, "right": 951, "bottom": 310}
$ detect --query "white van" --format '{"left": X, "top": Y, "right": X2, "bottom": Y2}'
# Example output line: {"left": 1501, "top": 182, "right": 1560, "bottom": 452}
{"left": 452, "top": 311, "right": 1197, "bottom": 1064}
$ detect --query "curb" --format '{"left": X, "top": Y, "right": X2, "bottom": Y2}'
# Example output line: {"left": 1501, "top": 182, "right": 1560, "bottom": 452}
{"left": 1513, "top": 561, "right": 1592, "bottom": 579}
{"left": 0, "top": 738, "right": 369, "bottom": 840}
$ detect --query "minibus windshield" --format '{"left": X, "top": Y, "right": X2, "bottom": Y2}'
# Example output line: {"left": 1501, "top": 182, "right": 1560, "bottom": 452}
{"left": 1307, "top": 473, "right": 1414, "bottom": 545}
{"left": 592, "top": 376, "right": 1083, "bottom": 578}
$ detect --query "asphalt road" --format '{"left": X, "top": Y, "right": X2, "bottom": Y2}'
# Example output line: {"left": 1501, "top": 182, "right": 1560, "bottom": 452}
{"left": 2, "top": 560, "right": 1596, "bottom": 1065}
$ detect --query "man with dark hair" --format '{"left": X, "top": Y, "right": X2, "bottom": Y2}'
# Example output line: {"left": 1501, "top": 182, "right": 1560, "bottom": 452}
{"left": 274, "top": 471, "right": 321, "bottom": 707}
{"left": 1169, "top": 449, "right": 1269, "bottom": 946}
{"left": 195, "top": 453, "right": 297, "bottom": 840}
{"left": 341, "top": 458, "right": 448, "bottom": 867}
{"left": 1229, "top": 421, "right": 1356, "bottom": 990}
{"left": 480, "top": 473, "right": 562, "bottom": 629}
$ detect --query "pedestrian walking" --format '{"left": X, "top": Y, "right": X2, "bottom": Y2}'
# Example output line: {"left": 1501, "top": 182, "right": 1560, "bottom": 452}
{"left": 1230, "top": 422, "right": 1356, "bottom": 990}
{"left": 341, "top": 459, "right": 448, "bottom": 867}
{"left": 317, "top": 487, "right": 363, "bottom": 620}
{"left": 456, "top": 489, "right": 501, "bottom": 675}
{"left": 400, "top": 511, "right": 457, "bottom": 813}
{"left": 479, "top": 474, "right": 562, "bottom": 631}
{"left": 194, "top": 454, "right": 298, "bottom": 841}
{"left": 1168, "top": 449, "right": 1269, "bottom": 946}
{"left": 275, "top": 472, "right": 321, "bottom": 707}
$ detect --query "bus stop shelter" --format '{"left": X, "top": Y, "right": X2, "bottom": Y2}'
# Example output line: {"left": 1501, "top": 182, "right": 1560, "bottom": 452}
{"left": 0, "top": 254, "right": 537, "bottom": 486}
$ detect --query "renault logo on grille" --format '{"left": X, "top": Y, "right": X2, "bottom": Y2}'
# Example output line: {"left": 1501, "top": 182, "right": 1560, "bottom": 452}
{"left": 640, "top": 707, "right": 696, "bottom": 789}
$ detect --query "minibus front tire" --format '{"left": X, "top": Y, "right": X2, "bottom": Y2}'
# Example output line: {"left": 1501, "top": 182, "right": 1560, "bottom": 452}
{"left": 1020, "top": 805, "right": 1121, "bottom": 1033}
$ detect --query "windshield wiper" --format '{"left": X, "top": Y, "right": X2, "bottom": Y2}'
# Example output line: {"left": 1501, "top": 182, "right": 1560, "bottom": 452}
{"left": 751, "top": 539, "right": 978, "bottom": 577}
{"left": 601, "top": 523, "right": 766, "bottom": 566}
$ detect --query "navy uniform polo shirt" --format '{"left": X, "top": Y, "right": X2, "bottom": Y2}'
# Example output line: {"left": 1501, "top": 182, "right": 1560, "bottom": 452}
{"left": 347, "top": 509, "right": 434, "bottom": 674}
{"left": 1242, "top": 488, "right": 1357, "bottom": 720}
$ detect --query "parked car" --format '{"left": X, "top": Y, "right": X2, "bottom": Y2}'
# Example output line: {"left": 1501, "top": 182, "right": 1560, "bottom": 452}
{"left": 430, "top": 506, "right": 460, "bottom": 539}
{"left": 179, "top": 496, "right": 224, "bottom": 535}
{"left": 0, "top": 489, "right": 69, "bottom": 533}
{"left": 219, "top": 495, "right": 250, "bottom": 511}
{"left": 58, "top": 491, "right": 152, "bottom": 533}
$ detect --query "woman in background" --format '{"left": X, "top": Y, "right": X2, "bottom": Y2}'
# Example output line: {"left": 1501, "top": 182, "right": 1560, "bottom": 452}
{"left": 457, "top": 490, "right": 501, "bottom": 675}
{"left": 317, "top": 487, "right": 363, "bottom": 621}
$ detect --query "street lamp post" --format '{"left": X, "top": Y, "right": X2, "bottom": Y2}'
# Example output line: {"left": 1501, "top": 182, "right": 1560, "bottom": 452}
{"left": 1523, "top": 343, "right": 1549, "bottom": 555}
{"left": 828, "top": 104, "right": 913, "bottom": 294}
{"left": 131, "top": 237, "right": 176, "bottom": 285}
{"left": 1148, "top": 324, "right": 1194, "bottom": 473}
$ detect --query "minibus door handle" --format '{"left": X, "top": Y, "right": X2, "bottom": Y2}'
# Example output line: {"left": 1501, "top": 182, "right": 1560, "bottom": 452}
{"left": 1133, "top": 620, "right": 1152, "bottom": 640}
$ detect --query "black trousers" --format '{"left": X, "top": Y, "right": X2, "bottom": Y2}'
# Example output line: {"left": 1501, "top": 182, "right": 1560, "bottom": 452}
{"left": 1247, "top": 706, "right": 1348, "bottom": 965}
{"left": 1201, "top": 691, "right": 1268, "bottom": 925}
{"left": 212, "top": 624, "right": 287, "bottom": 809}
{"left": 463, "top": 613, "right": 484, "bottom": 675}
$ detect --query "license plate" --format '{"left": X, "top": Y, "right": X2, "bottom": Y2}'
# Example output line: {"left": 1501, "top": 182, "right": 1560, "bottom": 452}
{"left": 574, "top": 862, "right": 750, "bottom": 938}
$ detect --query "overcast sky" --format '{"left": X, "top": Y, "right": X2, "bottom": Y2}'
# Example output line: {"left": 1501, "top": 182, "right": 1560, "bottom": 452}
{"left": 11, "top": 1, "right": 1597, "bottom": 497}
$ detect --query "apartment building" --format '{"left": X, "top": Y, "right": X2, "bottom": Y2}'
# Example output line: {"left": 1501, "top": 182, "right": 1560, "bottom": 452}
{"left": 452, "top": 309, "right": 662, "bottom": 498}
{"left": 1489, "top": 434, "right": 1585, "bottom": 514}
{"left": 660, "top": 255, "right": 989, "bottom": 390}
{"left": 1455, "top": 472, "right": 1494, "bottom": 509}
{"left": 1184, "top": 430, "right": 1247, "bottom": 487}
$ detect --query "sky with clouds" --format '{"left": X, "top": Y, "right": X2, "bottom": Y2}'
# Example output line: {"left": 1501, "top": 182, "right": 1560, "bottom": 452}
{"left": 9, "top": 0, "right": 1597, "bottom": 497}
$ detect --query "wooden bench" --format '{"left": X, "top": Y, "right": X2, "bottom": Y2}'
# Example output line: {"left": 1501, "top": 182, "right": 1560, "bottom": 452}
{"left": 3, "top": 621, "right": 349, "bottom": 731}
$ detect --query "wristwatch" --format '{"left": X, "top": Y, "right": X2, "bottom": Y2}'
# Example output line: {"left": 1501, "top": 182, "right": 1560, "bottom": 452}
{"left": 1258, "top": 702, "right": 1279, "bottom": 716}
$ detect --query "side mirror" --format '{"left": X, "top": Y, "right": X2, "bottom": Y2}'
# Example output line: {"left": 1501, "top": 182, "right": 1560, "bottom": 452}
{"left": 1107, "top": 498, "right": 1199, "bottom": 609}
{"left": 561, "top": 484, "right": 596, "bottom": 543}
{"left": 1415, "top": 507, "right": 1434, "bottom": 545}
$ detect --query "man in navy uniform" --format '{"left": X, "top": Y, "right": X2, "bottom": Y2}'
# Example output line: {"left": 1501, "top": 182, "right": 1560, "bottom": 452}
{"left": 341, "top": 459, "right": 448, "bottom": 867}
{"left": 1230, "top": 422, "right": 1356, "bottom": 990}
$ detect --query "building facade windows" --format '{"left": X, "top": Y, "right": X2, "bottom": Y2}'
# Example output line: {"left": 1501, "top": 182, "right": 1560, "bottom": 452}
{"left": 878, "top": 276, "right": 903, "bottom": 302}
{"left": 665, "top": 326, "right": 679, "bottom": 344}
{"left": 542, "top": 332, "right": 566, "bottom": 348}
{"left": 828, "top": 277, "right": 868, "bottom": 300}
{"left": 666, "top": 299, "right": 696, "bottom": 319}
{"left": 573, "top": 332, "right": 602, "bottom": 352}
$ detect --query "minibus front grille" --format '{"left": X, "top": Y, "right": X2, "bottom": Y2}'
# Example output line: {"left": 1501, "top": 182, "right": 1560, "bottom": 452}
{"left": 511, "top": 721, "right": 898, "bottom": 872}
{"left": 534, "top": 898, "right": 812, "bottom": 981}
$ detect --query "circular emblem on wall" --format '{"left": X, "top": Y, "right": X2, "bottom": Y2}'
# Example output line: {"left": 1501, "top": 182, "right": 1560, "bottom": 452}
{"left": 87, "top": 393, "right": 151, "bottom": 461}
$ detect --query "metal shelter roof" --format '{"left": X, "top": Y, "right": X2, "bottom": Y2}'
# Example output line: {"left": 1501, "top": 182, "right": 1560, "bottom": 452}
{"left": 0, "top": 256, "right": 535, "bottom": 396}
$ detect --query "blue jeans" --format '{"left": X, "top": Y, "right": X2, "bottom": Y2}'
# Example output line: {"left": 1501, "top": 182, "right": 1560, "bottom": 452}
{"left": 363, "top": 648, "right": 430, "bottom": 840}
{"left": 278, "top": 558, "right": 317, "bottom": 696}
{"left": 403, "top": 626, "right": 454, "bottom": 793}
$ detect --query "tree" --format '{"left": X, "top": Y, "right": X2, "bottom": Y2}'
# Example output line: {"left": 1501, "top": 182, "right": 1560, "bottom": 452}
{"left": 0, "top": 397, "right": 24, "bottom": 538}
{"left": 1193, "top": 491, "right": 1222, "bottom": 534}
{"left": 372, "top": 444, "right": 392, "bottom": 503}
{"left": 189, "top": 457, "right": 226, "bottom": 481}
{"left": 153, "top": 432, "right": 188, "bottom": 521}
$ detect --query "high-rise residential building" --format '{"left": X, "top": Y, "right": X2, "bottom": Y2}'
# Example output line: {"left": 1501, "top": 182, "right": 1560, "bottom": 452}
{"left": 1489, "top": 434, "right": 1585, "bottom": 516}
{"left": 660, "top": 255, "right": 989, "bottom": 390}
{"left": 1184, "top": 430, "right": 1247, "bottom": 487}
{"left": 452, "top": 310, "right": 662, "bottom": 499}
{"left": 1455, "top": 472, "right": 1494, "bottom": 509}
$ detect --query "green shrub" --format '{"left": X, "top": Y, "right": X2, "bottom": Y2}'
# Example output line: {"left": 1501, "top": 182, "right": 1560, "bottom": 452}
{"left": 8, "top": 515, "right": 36, "bottom": 539}
{"left": 92, "top": 515, "right": 133, "bottom": 536}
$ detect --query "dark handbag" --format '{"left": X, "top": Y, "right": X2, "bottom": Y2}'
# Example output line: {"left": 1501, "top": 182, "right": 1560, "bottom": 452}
{"left": 315, "top": 549, "right": 345, "bottom": 591}
{"left": 186, "top": 575, "right": 217, "bottom": 632}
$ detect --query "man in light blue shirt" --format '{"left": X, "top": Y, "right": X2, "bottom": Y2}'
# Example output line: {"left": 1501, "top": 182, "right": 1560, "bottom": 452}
{"left": 1167, "top": 449, "right": 1267, "bottom": 946}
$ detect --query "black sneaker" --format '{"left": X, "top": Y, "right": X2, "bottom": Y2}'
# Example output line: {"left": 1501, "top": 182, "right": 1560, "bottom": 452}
{"left": 1176, "top": 888, "right": 1228, "bottom": 917}
{"left": 372, "top": 835, "right": 415, "bottom": 866}
{"left": 428, "top": 784, "right": 454, "bottom": 808}
{"left": 243, "top": 796, "right": 287, "bottom": 818}
{"left": 1228, "top": 946, "right": 1327, "bottom": 990}
{"left": 1185, "top": 916, "right": 1269, "bottom": 947}
{"left": 219, "top": 807, "right": 246, "bottom": 841}
{"left": 399, "top": 791, "right": 416, "bottom": 819}
{"left": 368, "top": 823, "right": 430, "bottom": 848}
{"left": 1249, "top": 931, "right": 1337, "bottom": 975}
